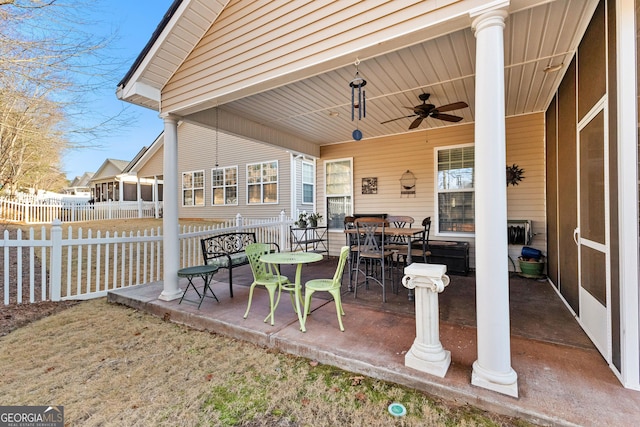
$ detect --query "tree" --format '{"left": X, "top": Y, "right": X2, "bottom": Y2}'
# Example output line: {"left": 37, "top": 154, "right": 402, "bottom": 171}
{"left": 0, "top": 0, "right": 133, "bottom": 194}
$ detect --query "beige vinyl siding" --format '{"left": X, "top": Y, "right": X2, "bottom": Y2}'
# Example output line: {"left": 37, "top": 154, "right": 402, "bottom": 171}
{"left": 176, "top": 122, "right": 292, "bottom": 220}
{"left": 320, "top": 113, "right": 547, "bottom": 269}
{"left": 93, "top": 162, "right": 123, "bottom": 180}
{"left": 505, "top": 113, "right": 547, "bottom": 265}
{"left": 162, "top": 0, "right": 471, "bottom": 113}
{"left": 137, "top": 146, "right": 164, "bottom": 178}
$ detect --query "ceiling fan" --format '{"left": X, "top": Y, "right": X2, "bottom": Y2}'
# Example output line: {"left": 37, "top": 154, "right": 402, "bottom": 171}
{"left": 381, "top": 93, "right": 468, "bottom": 129}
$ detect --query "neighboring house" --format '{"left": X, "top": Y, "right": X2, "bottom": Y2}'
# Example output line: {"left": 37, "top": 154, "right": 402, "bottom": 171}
{"left": 127, "top": 121, "right": 315, "bottom": 220}
{"left": 89, "top": 158, "right": 131, "bottom": 202}
{"left": 64, "top": 172, "right": 94, "bottom": 196}
{"left": 90, "top": 150, "right": 162, "bottom": 203}
{"left": 116, "top": 0, "right": 640, "bottom": 395}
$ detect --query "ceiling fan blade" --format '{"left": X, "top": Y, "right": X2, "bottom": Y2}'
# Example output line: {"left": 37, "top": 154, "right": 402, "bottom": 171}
{"left": 431, "top": 112, "right": 463, "bottom": 122}
{"left": 380, "top": 114, "right": 417, "bottom": 124}
{"left": 435, "top": 101, "right": 468, "bottom": 113}
{"left": 408, "top": 117, "right": 424, "bottom": 129}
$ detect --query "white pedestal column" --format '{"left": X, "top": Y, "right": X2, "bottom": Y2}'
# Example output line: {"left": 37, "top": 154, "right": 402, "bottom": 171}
{"left": 402, "top": 263, "right": 451, "bottom": 377}
{"left": 159, "top": 114, "right": 182, "bottom": 301}
{"left": 470, "top": 7, "right": 518, "bottom": 397}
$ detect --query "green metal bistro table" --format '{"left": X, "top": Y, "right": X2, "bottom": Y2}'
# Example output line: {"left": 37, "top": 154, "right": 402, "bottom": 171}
{"left": 260, "top": 251, "right": 323, "bottom": 332}
{"left": 178, "top": 264, "right": 220, "bottom": 309}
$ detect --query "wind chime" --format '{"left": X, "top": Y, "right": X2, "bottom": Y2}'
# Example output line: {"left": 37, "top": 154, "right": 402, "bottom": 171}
{"left": 349, "top": 59, "right": 366, "bottom": 141}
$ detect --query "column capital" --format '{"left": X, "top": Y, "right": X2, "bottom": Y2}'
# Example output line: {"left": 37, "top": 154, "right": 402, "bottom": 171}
{"left": 471, "top": 6, "right": 508, "bottom": 34}
{"left": 402, "top": 263, "right": 449, "bottom": 292}
{"left": 159, "top": 112, "right": 180, "bottom": 124}
{"left": 402, "top": 272, "right": 450, "bottom": 293}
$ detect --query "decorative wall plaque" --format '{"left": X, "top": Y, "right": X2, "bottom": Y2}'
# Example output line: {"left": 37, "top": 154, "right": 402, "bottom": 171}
{"left": 362, "top": 177, "right": 377, "bottom": 194}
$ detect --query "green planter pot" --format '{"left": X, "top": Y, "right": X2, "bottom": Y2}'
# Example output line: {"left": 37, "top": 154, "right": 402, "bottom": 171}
{"left": 518, "top": 257, "right": 545, "bottom": 279}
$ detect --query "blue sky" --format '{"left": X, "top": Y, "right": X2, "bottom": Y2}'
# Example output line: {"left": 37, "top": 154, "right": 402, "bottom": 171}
{"left": 61, "top": 0, "right": 174, "bottom": 180}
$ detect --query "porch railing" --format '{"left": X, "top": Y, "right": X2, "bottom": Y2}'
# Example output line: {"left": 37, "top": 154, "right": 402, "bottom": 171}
{"left": 1, "top": 212, "right": 293, "bottom": 305}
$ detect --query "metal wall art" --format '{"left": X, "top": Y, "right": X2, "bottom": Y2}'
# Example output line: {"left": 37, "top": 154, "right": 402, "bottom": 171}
{"left": 400, "top": 170, "right": 416, "bottom": 196}
{"left": 362, "top": 177, "right": 377, "bottom": 194}
{"left": 506, "top": 164, "right": 525, "bottom": 186}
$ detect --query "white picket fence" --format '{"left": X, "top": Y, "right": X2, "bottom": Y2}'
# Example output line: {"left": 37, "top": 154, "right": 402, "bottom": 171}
{"left": 1, "top": 212, "right": 294, "bottom": 305}
{"left": 0, "top": 196, "right": 161, "bottom": 224}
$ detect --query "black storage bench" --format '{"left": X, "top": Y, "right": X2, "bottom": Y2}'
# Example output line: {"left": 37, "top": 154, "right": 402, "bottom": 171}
{"left": 428, "top": 241, "right": 470, "bottom": 275}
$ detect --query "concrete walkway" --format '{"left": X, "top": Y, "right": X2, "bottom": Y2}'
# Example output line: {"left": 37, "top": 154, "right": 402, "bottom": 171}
{"left": 107, "top": 271, "right": 640, "bottom": 426}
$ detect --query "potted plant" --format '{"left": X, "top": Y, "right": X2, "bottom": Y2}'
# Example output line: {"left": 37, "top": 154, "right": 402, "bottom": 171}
{"left": 308, "top": 212, "right": 323, "bottom": 227}
{"left": 296, "top": 211, "right": 308, "bottom": 228}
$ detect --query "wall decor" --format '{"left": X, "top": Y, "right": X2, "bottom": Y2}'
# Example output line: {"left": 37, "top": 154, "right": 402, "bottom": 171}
{"left": 506, "top": 164, "right": 525, "bottom": 186}
{"left": 362, "top": 177, "right": 377, "bottom": 194}
{"left": 400, "top": 170, "right": 416, "bottom": 196}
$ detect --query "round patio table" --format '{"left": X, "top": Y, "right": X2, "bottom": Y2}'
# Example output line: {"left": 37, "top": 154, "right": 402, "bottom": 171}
{"left": 178, "top": 264, "right": 220, "bottom": 309}
{"left": 260, "top": 251, "right": 323, "bottom": 332}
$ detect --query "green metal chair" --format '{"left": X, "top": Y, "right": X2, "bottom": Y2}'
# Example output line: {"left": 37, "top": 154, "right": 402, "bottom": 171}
{"left": 303, "top": 246, "right": 349, "bottom": 332}
{"left": 244, "top": 243, "right": 290, "bottom": 325}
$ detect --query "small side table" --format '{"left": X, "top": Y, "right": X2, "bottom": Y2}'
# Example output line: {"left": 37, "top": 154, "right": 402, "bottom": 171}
{"left": 178, "top": 264, "right": 220, "bottom": 309}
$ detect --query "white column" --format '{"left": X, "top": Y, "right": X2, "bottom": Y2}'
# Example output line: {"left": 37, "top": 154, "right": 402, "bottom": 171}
{"left": 137, "top": 176, "right": 143, "bottom": 218}
{"left": 153, "top": 175, "right": 160, "bottom": 219}
{"left": 118, "top": 180, "right": 123, "bottom": 201}
{"left": 616, "top": 0, "right": 640, "bottom": 390}
{"left": 470, "top": 7, "right": 518, "bottom": 397}
{"left": 159, "top": 114, "right": 182, "bottom": 301}
{"left": 402, "top": 263, "right": 451, "bottom": 377}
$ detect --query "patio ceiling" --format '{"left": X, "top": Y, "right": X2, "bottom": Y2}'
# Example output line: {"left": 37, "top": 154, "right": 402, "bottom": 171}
{"left": 214, "top": 0, "right": 597, "bottom": 146}
{"left": 119, "top": 0, "right": 600, "bottom": 149}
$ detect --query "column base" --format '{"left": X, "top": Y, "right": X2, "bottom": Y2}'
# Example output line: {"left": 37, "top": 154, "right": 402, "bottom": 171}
{"left": 158, "top": 288, "right": 183, "bottom": 301}
{"left": 471, "top": 361, "right": 518, "bottom": 397}
{"left": 405, "top": 342, "right": 451, "bottom": 378}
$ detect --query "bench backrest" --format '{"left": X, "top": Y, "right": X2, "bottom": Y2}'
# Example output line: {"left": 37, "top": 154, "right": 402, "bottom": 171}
{"left": 200, "top": 232, "right": 257, "bottom": 262}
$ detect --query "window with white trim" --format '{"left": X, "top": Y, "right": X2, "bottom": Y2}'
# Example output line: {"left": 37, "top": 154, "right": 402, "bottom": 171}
{"left": 211, "top": 166, "right": 238, "bottom": 205}
{"left": 325, "top": 158, "right": 352, "bottom": 230}
{"left": 436, "top": 145, "right": 475, "bottom": 233}
{"left": 247, "top": 160, "right": 278, "bottom": 204}
{"left": 302, "top": 161, "right": 314, "bottom": 204}
{"left": 182, "top": 170, "right": 204, "bottom": 206}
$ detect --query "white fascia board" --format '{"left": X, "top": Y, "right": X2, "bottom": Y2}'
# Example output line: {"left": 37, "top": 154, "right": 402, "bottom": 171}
{"left": 118, "top": 0, "right": 192, "bottom": 103}
{"left": 118, "top": 81, "right": 162, "bottom": 104}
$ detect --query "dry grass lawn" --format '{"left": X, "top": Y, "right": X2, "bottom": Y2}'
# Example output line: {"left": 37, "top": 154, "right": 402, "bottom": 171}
{"left": 0, "top": 298, "right": 531, "bottom": 426}
{"left": 1, "top": 219, "right": 532, "bottom": 426}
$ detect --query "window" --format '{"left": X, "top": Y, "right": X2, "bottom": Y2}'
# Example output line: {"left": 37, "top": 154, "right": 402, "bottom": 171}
{"left": 436, "top": 145, "right": 474, "bottom": 233}
{"left": 302, "top": 161, "right": 314, "bottom": 204}
{"left": 325, "top": 158, "right": 352, "bottom": 230}
{"left": 211, "top": 166, "right": 238, "bottom": 205}
{"left": 247, "top": 161, "right": 278, "bottom": 204}
{"left": 182, "top": 170, "right": 204, "bottom": 206}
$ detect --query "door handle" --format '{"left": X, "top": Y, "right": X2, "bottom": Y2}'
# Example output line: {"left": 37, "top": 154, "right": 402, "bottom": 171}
{"left": 573, "top": 227, "right": 580, "bottom": 246}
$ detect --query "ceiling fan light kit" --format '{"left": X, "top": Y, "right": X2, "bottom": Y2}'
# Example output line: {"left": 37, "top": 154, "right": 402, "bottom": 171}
{"left": 381, "top": 93, "right": 468, "bottom": 130}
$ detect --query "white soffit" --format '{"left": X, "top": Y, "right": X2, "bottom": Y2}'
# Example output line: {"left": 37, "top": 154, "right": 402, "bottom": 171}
{"left": 117, "top": 0, "right": 228, "bottom": 109}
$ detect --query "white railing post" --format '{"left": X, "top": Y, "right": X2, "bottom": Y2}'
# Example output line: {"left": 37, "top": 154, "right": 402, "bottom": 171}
{"left": 50, "top": 219, "right": 63, "bottom": 301}
{"left": 279, "top": 210, "right": 288, "bottom": 251}
{"left": 235, "top": 213, "right": 242, "bottom": 232}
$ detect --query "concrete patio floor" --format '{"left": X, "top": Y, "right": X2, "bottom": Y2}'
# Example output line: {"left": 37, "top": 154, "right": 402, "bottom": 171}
{"left": 107, "top": 258, "right": 640, "bottom": 426}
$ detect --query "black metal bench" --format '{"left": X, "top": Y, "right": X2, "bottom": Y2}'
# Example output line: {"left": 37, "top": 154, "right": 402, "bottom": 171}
{"left": 200, "top": 232, "right": 279, "bottom": 297}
